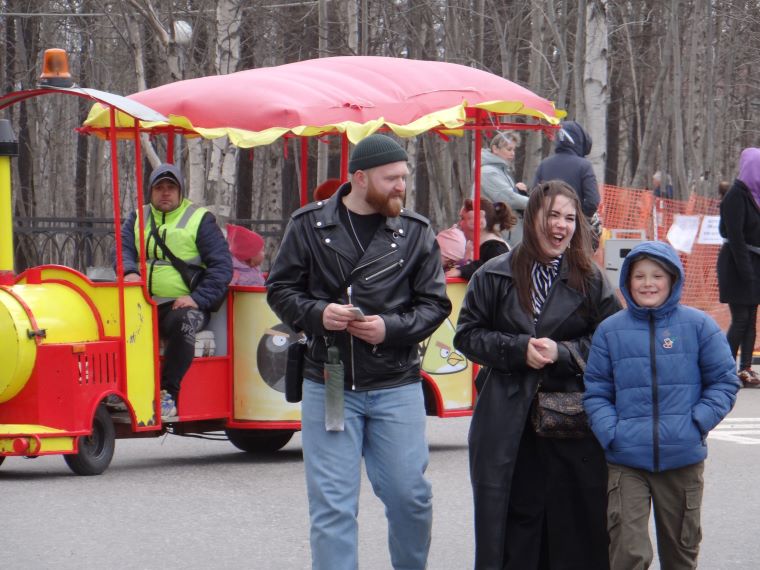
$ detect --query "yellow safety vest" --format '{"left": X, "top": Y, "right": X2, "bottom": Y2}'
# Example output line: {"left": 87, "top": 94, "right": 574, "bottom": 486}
{"left": 134, "top": 199, "right": 207, "bottom": 302}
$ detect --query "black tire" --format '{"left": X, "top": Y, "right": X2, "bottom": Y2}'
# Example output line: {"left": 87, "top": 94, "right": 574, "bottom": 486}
{"left": 64, "top": 405, "right": 115, "bottom": 476}
{"left": 225, "top": 428, "right": 294, "bottom": 453}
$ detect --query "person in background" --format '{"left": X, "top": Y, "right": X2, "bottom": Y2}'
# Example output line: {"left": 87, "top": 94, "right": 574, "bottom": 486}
{"left": 718, "top": 147, "right": 760, "bottom": 388}
{"left": 718, "top": 180, "right": 730, "bottom": 200}
{"left": 313, "top": 178, "right": 342, "bottom": 202}
{"left": 652, "top": 171, "right": 674, "bottom": 199}
{"left": 533, "top": 120, "right": 600, "bottom": 218}
{"left": 477, "top": 131, "right": 530, "bottom": 248}
{"left": 266, "top": 134, "right": 451, "bottom": 570}
{"left": 227, "top": 224, "right": 266, "bottom": 286}
{"left": 436, "top": 224, "right": 467, "bottom": 272}
{"left": 454, "top": 180, "right": 620, "bottom": 569}
{"left": 122, "top": 163, "right": 232, "bottom": 419}
{"left": 584, "top": 241, "right": 739, "bottom": 570}
{"left": 446, "top": 197, "right": 514, "bottom": 280}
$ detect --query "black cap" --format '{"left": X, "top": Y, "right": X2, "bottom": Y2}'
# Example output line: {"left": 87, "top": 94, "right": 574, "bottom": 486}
{"left": 348, "top": 134, "right": 408, "bottom": 173}
{"left": 152, "top": 173, "right": 180, "bottom": 187}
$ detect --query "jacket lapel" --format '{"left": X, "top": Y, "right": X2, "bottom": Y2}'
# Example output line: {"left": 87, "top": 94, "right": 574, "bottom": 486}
{"left": 536, "top": 277, "right": 584, "bottom": 338}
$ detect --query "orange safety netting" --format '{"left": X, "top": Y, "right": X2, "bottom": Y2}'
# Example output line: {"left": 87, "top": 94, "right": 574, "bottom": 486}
{"left": 597, "top": 185, "right": 735, "bottom": 343}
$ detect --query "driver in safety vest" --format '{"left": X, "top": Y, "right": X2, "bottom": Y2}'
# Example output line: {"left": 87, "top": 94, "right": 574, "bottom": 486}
{"left": 122, "top": 163, "right": 232, "bottom": 419}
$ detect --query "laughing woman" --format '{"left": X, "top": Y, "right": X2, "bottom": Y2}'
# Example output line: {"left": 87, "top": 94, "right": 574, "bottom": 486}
{"left": 454, "top": 180, "right": 621, "bottom": 570}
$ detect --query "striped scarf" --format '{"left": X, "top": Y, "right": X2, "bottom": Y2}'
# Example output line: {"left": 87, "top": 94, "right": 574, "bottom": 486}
{"left": 531, "top": 256, "right": 562, "bottom": 322}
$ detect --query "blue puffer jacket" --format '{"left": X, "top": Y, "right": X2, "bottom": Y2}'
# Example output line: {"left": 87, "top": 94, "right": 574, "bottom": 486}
{"left": 583, "top": 241, "right": 739, "bottom": 472}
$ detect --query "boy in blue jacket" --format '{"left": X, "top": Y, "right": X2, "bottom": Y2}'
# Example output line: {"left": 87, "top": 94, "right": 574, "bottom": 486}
{"left": 584, "top": 241, "right": 739, "bottom": 569}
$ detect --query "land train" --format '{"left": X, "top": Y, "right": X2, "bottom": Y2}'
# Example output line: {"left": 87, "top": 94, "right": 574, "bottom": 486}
{"left": 0, "top": 81, "right": 474, "bottom": 475}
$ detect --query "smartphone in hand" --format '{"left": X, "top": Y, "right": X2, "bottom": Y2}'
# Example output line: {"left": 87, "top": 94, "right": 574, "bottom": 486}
{"left": 348, "top": 307, "right": 366, "bottom": 321}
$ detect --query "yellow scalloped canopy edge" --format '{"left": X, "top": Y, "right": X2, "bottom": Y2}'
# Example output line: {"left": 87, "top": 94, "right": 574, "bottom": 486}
{"left": 84, "top": 99, "right": 565, "bottom": 147}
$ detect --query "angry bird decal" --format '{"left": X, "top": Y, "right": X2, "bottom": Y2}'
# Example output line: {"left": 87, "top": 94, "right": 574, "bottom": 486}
{"left": 421, "top": 318, "right": 467, "bottom": 374}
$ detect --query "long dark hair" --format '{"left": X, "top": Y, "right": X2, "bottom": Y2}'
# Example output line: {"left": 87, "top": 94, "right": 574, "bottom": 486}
{"left": 462, "top": 198, "right": 517, "bottom": 232}
{"left": 512, "top": 180, "right": 594, "bottom": 315}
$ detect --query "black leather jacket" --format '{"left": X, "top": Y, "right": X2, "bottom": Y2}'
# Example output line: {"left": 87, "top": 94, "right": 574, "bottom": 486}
{"left": 266, "top": 183, "right": 451, "bottom": 391}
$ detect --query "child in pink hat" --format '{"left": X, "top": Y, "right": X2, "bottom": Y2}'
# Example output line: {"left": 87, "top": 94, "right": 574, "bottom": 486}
{"left": 227, "top": 224, "right": 266, "bottom": 286}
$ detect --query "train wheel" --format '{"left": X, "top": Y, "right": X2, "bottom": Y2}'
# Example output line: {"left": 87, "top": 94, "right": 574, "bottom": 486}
{"left": 225, "top": 429, "right": 294, "bottom": 453}
{"left": 64, "top": 405, "right": 115, "bottom": 476}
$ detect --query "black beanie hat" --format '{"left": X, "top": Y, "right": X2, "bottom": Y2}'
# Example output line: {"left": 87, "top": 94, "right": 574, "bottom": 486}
{"left": 348, "top": 134, "right": 408, "bottom": 173}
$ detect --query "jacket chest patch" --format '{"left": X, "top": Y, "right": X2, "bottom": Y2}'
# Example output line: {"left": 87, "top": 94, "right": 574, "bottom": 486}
{"left": 661, "top": 330, "right": 676, "bottom": 349}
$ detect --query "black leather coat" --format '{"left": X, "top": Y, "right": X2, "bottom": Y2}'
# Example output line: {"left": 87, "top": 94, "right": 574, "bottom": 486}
{"left": 266, "top": 183, "right": 451, "bottom": 390}
{"left": 718, "top": 179, "right": 760, "bottom": 305}
{"left": 453, "top": 251, "right": 620, "bottom": 569}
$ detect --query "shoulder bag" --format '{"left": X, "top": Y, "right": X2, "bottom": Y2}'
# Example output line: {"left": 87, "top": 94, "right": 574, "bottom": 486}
{"left": 531, "top": 341, "right": 592, "bottom": 439}
{"left": 148, "top": 215, "right": 225, "bottom": 312}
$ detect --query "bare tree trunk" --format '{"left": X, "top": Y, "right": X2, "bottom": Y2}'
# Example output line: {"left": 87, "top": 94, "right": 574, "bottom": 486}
{"left": 631, "top": 32, "right": 671, "bottom": 188}
{"left": 573, "top": 0, "right": 587, "bottom": 119}
{"left": 124, "top": 11, "right": 161, "bottom": 169}
{"left": 205, "top": 0, "right": 243, "bottom": 222}
{"left": 524, "top": 3, "right": 547, "bottom": 183}
{"left": 583, "top": 0, "right": 608, "bottom": 187}
{"left": 346, "top": 0, "right": 359, "bottom": 53}
{"left": 541, "top": 0, "right": 570, "bottom": 111}
{"left": 316, "top": 0, "right": 329, "bottom": 186}
{"left": 669, "top": 0, "right": 687, "bottom": 198}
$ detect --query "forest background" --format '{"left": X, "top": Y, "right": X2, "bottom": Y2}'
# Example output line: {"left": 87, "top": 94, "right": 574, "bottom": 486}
{"left": 2, "top": 0, "right": 758, "bottom": 265}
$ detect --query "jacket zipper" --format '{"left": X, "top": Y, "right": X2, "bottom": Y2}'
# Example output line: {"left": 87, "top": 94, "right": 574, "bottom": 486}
{"left": 364, "top": 259, "right": 404, "bottom": 281}
{"left": 350, "top": 249, "right": 398, "bottom": 276}
{"left": 649, "top": 313, "right": 660, "bottom": 472}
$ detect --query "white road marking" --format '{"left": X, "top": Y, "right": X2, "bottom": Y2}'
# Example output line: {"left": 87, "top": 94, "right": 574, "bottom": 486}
{"left": 709, "top": 418, "right": 760, "bottom": 445}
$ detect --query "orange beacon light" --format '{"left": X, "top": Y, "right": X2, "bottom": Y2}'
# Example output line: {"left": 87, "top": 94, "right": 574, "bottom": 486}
{"left": 38, "top": 48, "right": 74, "bottom": 88}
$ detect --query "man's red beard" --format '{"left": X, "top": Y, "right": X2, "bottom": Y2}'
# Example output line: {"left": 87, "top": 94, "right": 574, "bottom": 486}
{"left": 366, "top": 178, "right": 405, "bottom": 217}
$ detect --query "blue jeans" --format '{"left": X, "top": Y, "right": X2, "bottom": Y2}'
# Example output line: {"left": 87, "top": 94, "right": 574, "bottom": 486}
{"left": 301, "top": 379, "right": 432, "bottom": 570}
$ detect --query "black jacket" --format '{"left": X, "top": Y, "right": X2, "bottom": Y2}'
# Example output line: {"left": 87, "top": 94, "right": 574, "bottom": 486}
{"left": 533, "top": 121, "right": 600, "bottom": 217}
{"left": 454, "top": 250, "right": 620, "bottom": 569}
{"left": 266, "top": 183, "right": 451, "bottom": 390}
{"left": 718, "top": 179, "right": 760, "bottom": 304}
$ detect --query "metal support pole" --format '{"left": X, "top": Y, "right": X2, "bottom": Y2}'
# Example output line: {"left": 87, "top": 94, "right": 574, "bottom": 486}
{"left": 0, "top": 119, "right": 19, "bottom": 281}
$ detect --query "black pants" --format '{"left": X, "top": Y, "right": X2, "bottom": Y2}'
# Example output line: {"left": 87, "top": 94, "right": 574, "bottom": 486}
{"left": 727, "top": 303, "right": 757, "bottom": 369}
{"left": 157, "top": 303, "right": 209, "bottom": 401}
{"left": 504, "top": 423, "right": 609, "bottom": 570}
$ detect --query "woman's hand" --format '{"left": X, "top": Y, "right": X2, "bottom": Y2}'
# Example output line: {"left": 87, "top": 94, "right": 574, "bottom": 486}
{"left": 446, "top": 267, "right": 462, "bottom": 278}
{"left": 526, "top": 337, "right": 558, "bottom": 369}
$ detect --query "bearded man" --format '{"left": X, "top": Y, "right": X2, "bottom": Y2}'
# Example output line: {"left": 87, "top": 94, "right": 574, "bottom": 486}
{"left": 266, "top": 134, "right": 451, "bottom": 570}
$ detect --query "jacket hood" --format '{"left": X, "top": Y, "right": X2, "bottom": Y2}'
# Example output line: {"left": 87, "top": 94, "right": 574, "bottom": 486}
{"left": 555, "top": 121, "right": 592, "bottom": 157}
{"left": 147, "top": 163, "right": 185, "bottom": 200}
{"left": 620, "top": 241, "right": 683, "bottom": 319}
{"left": 481, "top": 147, "right": 511, "bottom": 169}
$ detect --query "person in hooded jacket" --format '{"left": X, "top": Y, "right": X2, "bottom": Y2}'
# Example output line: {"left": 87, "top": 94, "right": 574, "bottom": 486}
{"left": 454, "top": 180, "right": 621, "bottom": 570}
{"left": 475, "top": 131, "right": 530, "bottom": 247}
{"left": 122, "top": 163, "right": 232, "bottom": 418}
{"left": 584, "top": 241, "right": 739, "bottom": 569}
{"left": 533, "top": 120, "right": 600, "bottom": 219}
{"left": 718, "top": 147, "right": 760, "bottom": 387}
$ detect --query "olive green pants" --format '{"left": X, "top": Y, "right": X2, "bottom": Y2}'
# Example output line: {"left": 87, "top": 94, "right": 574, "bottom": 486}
{"left": 607, "top": 461, "right": 704, "bottom": 570}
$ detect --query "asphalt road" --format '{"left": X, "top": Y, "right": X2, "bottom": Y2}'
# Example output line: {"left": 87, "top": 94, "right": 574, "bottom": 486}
{"left": 4, "top": 389, "right": 760, "bottom": 569}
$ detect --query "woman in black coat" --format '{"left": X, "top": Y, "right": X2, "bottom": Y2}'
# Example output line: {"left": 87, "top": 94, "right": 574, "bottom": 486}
{"left": 718, "top": 147, "right": 760, "bottom": 388}
{"left": 454, "top": 180, "right": 621, "bottom": 570}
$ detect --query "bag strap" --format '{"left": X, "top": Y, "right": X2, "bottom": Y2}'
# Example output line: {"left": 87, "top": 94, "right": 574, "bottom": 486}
{"left": 148, "top": 213, "right": 195, "bottom": 286}
{"left": 560, "top": 340, "right": 586, "bottom": 373}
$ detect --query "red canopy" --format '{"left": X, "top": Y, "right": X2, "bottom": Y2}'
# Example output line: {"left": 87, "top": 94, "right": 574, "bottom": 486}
{"left": 84, "top": 56, "right": 563, "bottom": 146}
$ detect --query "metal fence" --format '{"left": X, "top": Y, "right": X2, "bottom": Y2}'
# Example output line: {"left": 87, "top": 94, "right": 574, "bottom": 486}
{"left": 12, "top": 217, "right": 287, "bottom": 274}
